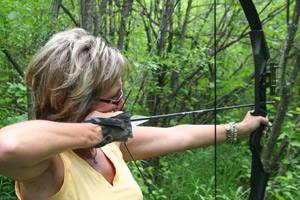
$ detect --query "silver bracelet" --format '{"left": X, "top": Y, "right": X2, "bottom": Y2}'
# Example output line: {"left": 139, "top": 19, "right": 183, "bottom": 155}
{"left": 229, "top": 122, "right": 237, "bottom": 144}
{"left": 222, "top": 124, "right": 231, "bottom": 143}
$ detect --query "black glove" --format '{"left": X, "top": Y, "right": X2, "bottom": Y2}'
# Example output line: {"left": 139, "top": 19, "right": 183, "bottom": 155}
{"left": 82, "top": 111, "right": 133, "bottom": 148}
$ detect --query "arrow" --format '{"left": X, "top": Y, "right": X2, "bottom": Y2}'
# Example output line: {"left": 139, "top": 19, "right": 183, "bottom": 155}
{"left": 130, "top": 101, "right": 275, "bottom": 124}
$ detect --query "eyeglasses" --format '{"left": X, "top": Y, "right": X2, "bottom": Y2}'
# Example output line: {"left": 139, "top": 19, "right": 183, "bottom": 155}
{"left": 96, "top": 89, "right": 123, "bottom": 106}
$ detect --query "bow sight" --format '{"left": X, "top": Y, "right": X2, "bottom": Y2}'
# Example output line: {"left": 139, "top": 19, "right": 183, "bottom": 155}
{"left": 266, "top": 62, "right": 278, "bottom": 95}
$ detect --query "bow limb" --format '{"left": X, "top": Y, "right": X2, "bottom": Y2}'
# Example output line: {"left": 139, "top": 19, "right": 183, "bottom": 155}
{"left": 238, "top": 0, "right": 271, "bottom": 199}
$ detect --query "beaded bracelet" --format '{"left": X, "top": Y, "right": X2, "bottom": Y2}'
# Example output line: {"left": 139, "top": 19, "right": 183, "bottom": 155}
{"left": 222, "top": 122, "right": 238, "bottom": 144}
{"left": 222, "top": 124, "right": 232, "bottom": 143}
{"left": 229, "top": 122, "right": 238, "bottom": 144}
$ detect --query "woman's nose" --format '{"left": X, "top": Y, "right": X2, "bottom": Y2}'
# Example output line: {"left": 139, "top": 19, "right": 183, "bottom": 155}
{"left": 117, "top": 98, "right": 125, "bottom": 110}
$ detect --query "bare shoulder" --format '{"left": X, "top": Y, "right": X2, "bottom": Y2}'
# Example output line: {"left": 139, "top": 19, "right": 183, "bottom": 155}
{"left": 18, "top": 155, "right": 64, "bottom": 200}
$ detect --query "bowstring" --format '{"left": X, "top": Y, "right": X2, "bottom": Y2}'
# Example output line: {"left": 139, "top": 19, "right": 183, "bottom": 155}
{"left": 214, "top": 0, "right": 217, "bottom": 199}
{"left": 120, "top": 0, "right": 180, "bottom": 199}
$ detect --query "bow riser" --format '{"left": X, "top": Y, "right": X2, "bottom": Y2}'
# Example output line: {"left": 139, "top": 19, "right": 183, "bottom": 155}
{"left": 250, "top": 30, "right": 269, "bottom": 117}
{"left": 248, "top": 17, "right": 271, "bottom": 200}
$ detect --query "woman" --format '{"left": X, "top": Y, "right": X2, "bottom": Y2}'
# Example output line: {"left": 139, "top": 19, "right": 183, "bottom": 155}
{"left": 0, "top": 28, "right": 270, "bottom": 200}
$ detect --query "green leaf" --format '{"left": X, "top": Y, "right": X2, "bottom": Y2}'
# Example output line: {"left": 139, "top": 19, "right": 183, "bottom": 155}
{"left": 273, "top": 96, "right": 281, "bottom": 101}
{"left": 7, "top": 11, "right": 18, "bottom": 20}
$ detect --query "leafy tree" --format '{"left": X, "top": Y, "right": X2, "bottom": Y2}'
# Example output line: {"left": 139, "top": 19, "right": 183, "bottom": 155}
{"left": 0, "top": 0, "right": 299, "bottom": 199}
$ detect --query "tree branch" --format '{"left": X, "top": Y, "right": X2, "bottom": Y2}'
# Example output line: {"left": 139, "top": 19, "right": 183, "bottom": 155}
{"left": 266, "top": 135, "right": 289, "bottom": 172}
{"left": 262, "top": 0, "right": 300, "bottom": 163}
{"left": 60, "top": 4, "right": 80, "bottom": 27}
{"left": 1, "top": 47, "right": 24, "bottom": 78}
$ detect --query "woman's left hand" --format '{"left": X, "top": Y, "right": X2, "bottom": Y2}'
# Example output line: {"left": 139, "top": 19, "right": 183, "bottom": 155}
{"left": 236, "top": 111, "right": 271, "bottom": 139}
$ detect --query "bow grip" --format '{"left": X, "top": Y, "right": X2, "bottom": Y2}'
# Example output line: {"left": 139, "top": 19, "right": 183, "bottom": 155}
{"left": 249, "top": 112, "right": 270, "bottom": 200}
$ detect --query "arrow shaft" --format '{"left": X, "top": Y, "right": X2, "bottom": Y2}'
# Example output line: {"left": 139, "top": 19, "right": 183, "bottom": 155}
{"left": 131, "top": 101, "right": 275, "bottom": 122}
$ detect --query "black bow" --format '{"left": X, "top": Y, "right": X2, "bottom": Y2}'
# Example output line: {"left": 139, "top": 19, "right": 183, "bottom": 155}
{"left": 238, "top": 0, "right": 276, "bottom": 199}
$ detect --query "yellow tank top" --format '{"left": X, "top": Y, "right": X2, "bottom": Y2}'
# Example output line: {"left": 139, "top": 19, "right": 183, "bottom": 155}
{"left": 15, "top": 143, "right": 143, "bottom": 200}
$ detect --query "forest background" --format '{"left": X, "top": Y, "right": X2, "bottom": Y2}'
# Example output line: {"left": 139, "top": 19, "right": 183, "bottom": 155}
{"left": 0, "top": 0, "right": 299, "bottom": 199}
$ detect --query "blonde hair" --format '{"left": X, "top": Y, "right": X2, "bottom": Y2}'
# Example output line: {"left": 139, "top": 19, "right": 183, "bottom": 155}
{"left": 25, "top": 28, "right": 127, "bottom": 122}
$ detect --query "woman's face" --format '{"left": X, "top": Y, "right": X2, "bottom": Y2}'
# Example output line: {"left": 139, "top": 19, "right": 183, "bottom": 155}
{"left": 92, "top": 78, "right": 125, "bottom": 113}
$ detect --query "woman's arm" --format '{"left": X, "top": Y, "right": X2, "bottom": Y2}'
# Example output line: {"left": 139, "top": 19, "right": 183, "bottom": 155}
{"left": 0, "top": 120, "right": 102, "bottom": 181}
{"left": 120, "top": 125, "right": 227, "bottom": 161}
{"left": 120, "top": 112, "right": 270, "bottom": 161}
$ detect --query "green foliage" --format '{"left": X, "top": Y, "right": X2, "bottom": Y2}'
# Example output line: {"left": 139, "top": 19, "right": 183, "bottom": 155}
{"left": 0, "top": 82, "right": 27, "bottom": 127}
{"left": 0, "top": 175, "right": 17, "bottom": 200}
{"left": 0, "top": 0, "right": 299, "bottom": 199}
{"left": 268, "top": 167, "right": 300, "bottom": 200}
{"left": 129, "top": 144, "right": 253, "bottom": 199}
{"left": 267, "top": 105, "right": 300, "bottom": 200}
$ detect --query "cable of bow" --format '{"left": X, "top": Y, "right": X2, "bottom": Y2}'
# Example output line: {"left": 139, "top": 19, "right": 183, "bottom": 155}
{"left": 238, "top": 0, "right": 273, "bottom": 199}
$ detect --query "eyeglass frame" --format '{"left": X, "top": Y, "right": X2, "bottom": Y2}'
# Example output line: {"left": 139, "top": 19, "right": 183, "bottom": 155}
{"left": 96, "top": 89, "right": 123, "bottom": 106}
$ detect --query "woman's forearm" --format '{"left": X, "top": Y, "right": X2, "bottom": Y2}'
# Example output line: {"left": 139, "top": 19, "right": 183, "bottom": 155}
{"left": 170, "top": 124, "right": 227, "bottom": 150}
{"left": 0, "top": 120, "right": 101, "bottom": 167}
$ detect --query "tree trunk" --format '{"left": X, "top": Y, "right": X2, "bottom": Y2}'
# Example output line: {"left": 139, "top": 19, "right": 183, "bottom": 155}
{"left": 81, "top": 0, "right": 95, "bottom": 33}
{"left": 117, "top": 0, "right": 133, "bottom": 51}
{"left": 179, "top": 0, "right": 192, "bottom": 49}
{"left": 262, "top": 0, "right": 300, "bottom": 169}
{"left": 50, "top": 0, "right": 62, "bottom": 31}
{"left": 157, "top": 0, "right": 173, "bottom": 57}
{"left": 94, "top": 0, "right": 108, "bottom": 36}
{"left": 108, "top": 0, "right": 115, "bottom": 43}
